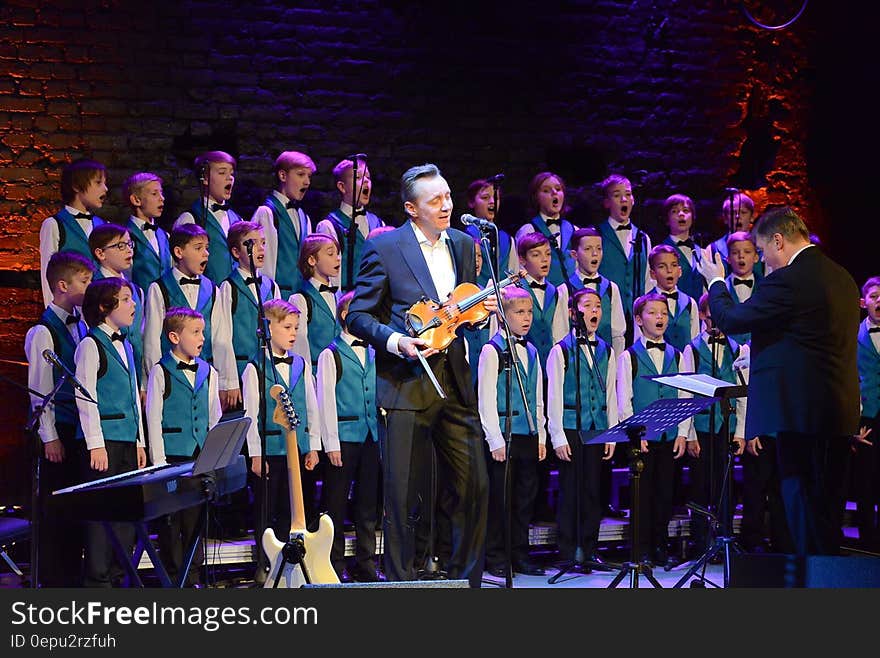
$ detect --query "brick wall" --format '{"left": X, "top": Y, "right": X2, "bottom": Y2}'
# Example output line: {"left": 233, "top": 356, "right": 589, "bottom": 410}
{"left": 0, "top": 0, "right": 832, "bottom": 499}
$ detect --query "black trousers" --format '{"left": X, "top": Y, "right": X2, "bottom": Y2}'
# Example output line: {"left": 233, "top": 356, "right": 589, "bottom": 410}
{"left": 637, "top": 440, "right": 676, "bottom": 557}
{"left": 81, "top": 440, "right": 138, "bottom": 588}
{"left": 157, "top": 454, "right": 204, "bottom": 586}
{"left": 741, "top": 435, "right": 793, "bottom": 552}
{"left": 485, "top": 433, "right": 539, "bottom": 567}
{"left": 251, "top": 454, "right": 291, "bottom": 562}
{"left": 556, "top": 429, "right": 604, "bottom": 560}
{"left": 687, "top": 429, "right": 731, "bottom": 548}
{"left": 775, "top": 432, "right": 849, "bottom": 555}
{"left": 321, "top": 438, "right": 380, "bottom": 578}
{"left": 38, "top": 424, "right": 85, "bottom": 587}
{"left": 382, "top": 361, "right": 488, "bottom": 587}
{"left": 852, "top": 415, "right": 880, "bottom": 548}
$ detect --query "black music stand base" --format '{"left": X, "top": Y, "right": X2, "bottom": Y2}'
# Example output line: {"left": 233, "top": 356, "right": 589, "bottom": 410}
{"left": 675, "top": 534, "right": 743, "bottom": 588}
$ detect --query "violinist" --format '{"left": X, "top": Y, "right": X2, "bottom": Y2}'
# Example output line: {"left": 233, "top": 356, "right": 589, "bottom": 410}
{"left": 347, "top": 163, "right": 495, "bottom": 587}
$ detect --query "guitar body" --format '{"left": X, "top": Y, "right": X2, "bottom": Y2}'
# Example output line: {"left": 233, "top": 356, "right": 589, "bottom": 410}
{"left": 262, "top": 513, "right": 338, "bottom": 588}
{"left": 261, "top": 384, "right": 340, "bottom": 588}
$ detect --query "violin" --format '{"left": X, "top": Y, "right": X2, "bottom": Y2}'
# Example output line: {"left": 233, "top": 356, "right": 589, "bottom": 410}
{"left": 405, "top": 271, "right": 525, "bottom": 351}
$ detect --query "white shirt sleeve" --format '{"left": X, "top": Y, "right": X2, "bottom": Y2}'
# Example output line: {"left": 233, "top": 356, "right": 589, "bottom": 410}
{"left": 605, "top": 348, "right": 619, "bottom": 428}
{"left": 677, "top": 348, "right": 695, "bottom": 439}
{"left": 616, "top": 349, "right": 634, "bottom": 423}
{"left": 241, "top": 362, "right": 261, "bottom": 457}
{"left": 689, "top": 300, "right": 700, "bottom": 342}
{"left": 75, "top": 337, "right": 104, "bottom": 450}
{"left": 39, "top": 217, "right": 60, "bottom": 309}
{"left": 303, "top": 367, "right": 322, "bottom": 452}
{"left": 143, "top": 281, "right": 165, "bottom": 373}
{"left": 609, "top": 281, "right": 627, "bottom": 356}
{"left": 643, "top": 233, "right": 654, "bottom": 296}
{"left": 316, "top": 347, "right": 340, "bottom": 454}
{"left": 145, "top": 362, "right": 166, "bottom": 465}
{"left": 209, "top": 286, "right": 236, "bottom": 390}
{"left": 477, "top": 343, "right": 503, "bottom": 452}
{"left": 208, "top": 365, "right": 222, "bottom": 428}
{"left": 535, "top": 358, "right": 547, "bottom": 446}
{"left": 552, "top": 284, "right": 570, "bottom": 343}
{"left": 24, "top": 325, "right": 59, "bottom": 444}
{"left": 252, "top": 205, "right": 278, "bottom": 280}
{"left": 546, "top": 343, "right": 567, "bottom": 450}
{"left": 289, "top": 293, "right": 312, "bottom": 365}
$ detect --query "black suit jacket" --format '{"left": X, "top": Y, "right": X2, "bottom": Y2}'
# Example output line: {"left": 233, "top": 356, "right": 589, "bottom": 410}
{"left": 708, "top": 246, "right": 860, "bottom": 438}
{"left": 347, "top": 222, "right": 477, "bottom": 411}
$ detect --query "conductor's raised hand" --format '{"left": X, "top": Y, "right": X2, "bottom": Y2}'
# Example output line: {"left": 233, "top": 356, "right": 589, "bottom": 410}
{"left": 398, "top": 335, "right": 438, "bottom": 359}
{"left": 695, "top": 246, "right": 725, "bottom": 284}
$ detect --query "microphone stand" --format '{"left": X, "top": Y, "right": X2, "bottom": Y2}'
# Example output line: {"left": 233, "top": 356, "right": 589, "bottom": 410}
{"left": 478, "top": 222, "right": 536, "bottom": 589}
{"left": 246, "top": 243, "right": 277, "bottom": 583}
{"left": 344, "top": 154, "right": 366, "bottom": 293}
{"left": 491, "top": 181, "right": 502, "bottom": 278}
{"left": 630, "top": 227, "right": 647, "bottom": 344}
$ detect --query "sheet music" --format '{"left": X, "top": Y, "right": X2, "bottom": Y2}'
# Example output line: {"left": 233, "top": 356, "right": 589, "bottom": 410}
{"left": 647, "top": 372, "right": 745, "bottom": 398}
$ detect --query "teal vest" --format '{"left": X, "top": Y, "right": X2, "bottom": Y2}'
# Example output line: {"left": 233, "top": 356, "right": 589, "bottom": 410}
{"left": 488, "top": 333, "right": 538, "bottom": 436}
{"left": 253, "top": 353, "right": 311, "bottom": 456}
{"left": 566, "top": 273, "right": 614, "bottom": 347}
{"left": 226, "top": 269, "right": 276, "bottom": 378}
{"left": 158, "top": 353, "right": 211, "bottom": 457}
{"left": 627, "top": 340, "right": 681, "bottom": 441}
{"left": 157, "top": 269, "right": 216, "bottom": 362}
{"left": 92, "top": 271, "right": 145, "bottom": 385}
{"left": 523, "top": 279, "right": 558, "bottom": 367}
{"left": 652, "top": 288, "right": 694, "bottom": 351}
{"left": 265, "top": 194, "right": 308, "bottom": 299}
{"left": 689, "top": 335, "right": 739, "bottom": 433}
{"left": 598, "top": 220, "right": 648, "bottom": 320}
{"left": 857, "top": 323, "right": 880, "bottom": 420}
{"left": 38, "top": 308, "right": 87, "bottom": 433}
{"left": 527, "top": 215, "right": 576, "bottom": 286}
{"left": 327, "top": 338, "right": 378, "bottom": 443}
{"left": 465, "top": 225, "right": 513, "bottom": 287}
{"left": 326, "top": 208, "right": 384, "bottom": 291}
{"left": 724, "top": 275, "right": 754, "bottom": 346}
{"left": 464, "top": 323, "right": 491, "bottom": 390}
{"left": 559, "top": 333, "right": 610, "bottom": 431}
{"left": 190, "top": 200, "right": 240, "bottom": 284}
{"left": 54, "top": 207, "right": 104, "bottom": 267}
{"left": 300, "top": 282, "right": 341, "bottom": 370}
{"left": 89, "top": 329, "right": 140, "bottom": 443}
{"left": 127, "top": 218, "right": 171, "bottom": 292}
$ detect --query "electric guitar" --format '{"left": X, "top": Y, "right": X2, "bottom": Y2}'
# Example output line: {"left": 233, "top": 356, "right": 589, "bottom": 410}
{"left": 262, "top": 384, "right": 338, "bottom": 587}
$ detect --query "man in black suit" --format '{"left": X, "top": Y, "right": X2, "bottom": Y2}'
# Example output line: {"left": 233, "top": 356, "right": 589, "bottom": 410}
{"left": 347, "top": 163, "right": 492, "bottom": 586}
{"left": 697, "top": 206, "right": 859, "bottom": 555}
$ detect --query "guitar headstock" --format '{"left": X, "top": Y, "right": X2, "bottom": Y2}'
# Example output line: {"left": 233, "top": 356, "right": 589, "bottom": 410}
{"left": 269, "top": 384, "right": 300, "bottom": 431}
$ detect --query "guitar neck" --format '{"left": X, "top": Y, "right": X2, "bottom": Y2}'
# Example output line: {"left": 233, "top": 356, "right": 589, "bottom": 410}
{"left": 458, "top": 274, "right": 519, "bottom": 312}
{"left": 284, "top": 428, "right": 307, "bottom": 532}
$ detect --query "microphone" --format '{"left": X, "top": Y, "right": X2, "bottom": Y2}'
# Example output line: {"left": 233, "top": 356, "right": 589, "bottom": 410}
{"left": 460, "top": 213, "right": 493, "bottom": 227}
{"left": 724, "top": 187, "right": 739, "bottom": 194}
{"left": 242, "top": 238, "right": 255, "bottom": 249}
{"left": 42, "top": 349, "right": 96, "bottom": 404}
{"left": 486, "top": 173, "right": 505, "bottom": 184}
{"left": 347, "top": 153, "right": 368, "bottom": 162}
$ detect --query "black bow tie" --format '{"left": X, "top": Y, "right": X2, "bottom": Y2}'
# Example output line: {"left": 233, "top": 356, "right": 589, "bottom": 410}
{"left": 352, "top": 207, "right": 366, "bottom": 218}
{"left": 512, "top": 337, "right": 529, "bottom": 349}
{"left": 110, "top": 332, "right": 125, "bottom": 343}
{"left": 73, "top": 212, "right": 93, "bottom": 220}
{"left": 273, "top": 355, "right": 293, "bottom": 366}
{"left": 179, "top": 276, "right": 201, "bottom": 286}
{"left": 733, "top": 278, "right": 753, "bottom": 288}
{"left": 351, "top": 339, "right": 367, "bottom": 348}
{"left": 869, "top": 327, "right": 880, "bottom": 334}
{"left": 244, "top": 276, "right": 262, "bottom": 286}
{"left": 577, "top": 337, "right": 599, "bottom": 347}
{"left": 646, "top": 341, "right": 666, "bottom": 351}
{"left": 141, "top": 222, "right": 157, "bottom": 232}
{"left": 529, "top": 281, "right": 547, "bottom": 291}
{"left": 210, "top": 202, "right": 229, "bottom": 212}
{"left": 65, "top": 313, "right": 81, "bottom": 325}
{"left": 661, "top": 291, "right": 677, "bottom": 300}
{"left": 707, "top": 336, "right": 726, "bottom": 345}
{"left": 676, "top": 239, "right": 695, "bottom": 249}
{"left": 582, "top": 277, "right": 601, "bottom": 286}
{"left": 615, "top": 223, "right": 632, "bottom": 232}
{"left": 177, "top": 361, "right": 198, "bottom": 372}
{"left": 286, "top": 199, "right": 301, "bottom": 210}
{"left": 318, "top": 284, "right": 338, "bottom": 293}
{"left": 545, "top": 218, "right": 560, "bottom": 227}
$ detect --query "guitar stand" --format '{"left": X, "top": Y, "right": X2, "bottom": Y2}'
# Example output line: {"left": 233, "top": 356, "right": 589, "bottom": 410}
{"left": 271, "top": 534, "right": 311, "bottom": 588}
{"left": 608, "top": 425, "right": 663, "bottom": 589}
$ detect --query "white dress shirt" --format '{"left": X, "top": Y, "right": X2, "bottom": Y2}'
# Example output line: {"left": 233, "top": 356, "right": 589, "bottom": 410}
{"left": 130, "top": 215, "right": 159, "bottom": 254}
{"left": 251, "top": 190, "right": 312, "bottom": 282}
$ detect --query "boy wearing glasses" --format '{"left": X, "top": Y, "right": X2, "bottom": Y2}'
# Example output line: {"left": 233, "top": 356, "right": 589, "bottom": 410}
{"left": 88, "top": 224, "right": 146, "bottom": 388}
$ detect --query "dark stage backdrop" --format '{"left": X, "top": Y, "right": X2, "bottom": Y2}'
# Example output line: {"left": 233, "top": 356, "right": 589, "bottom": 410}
{"left": 0, "top": 1, "right": 875, "bottom": 500}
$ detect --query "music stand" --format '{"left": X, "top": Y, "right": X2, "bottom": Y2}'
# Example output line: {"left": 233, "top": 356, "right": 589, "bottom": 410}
{"left": 588, "top": 396, "right": 717, "bottom": 588}
{"left": 645, "top": 373, "right": 748, "bottom": 588}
